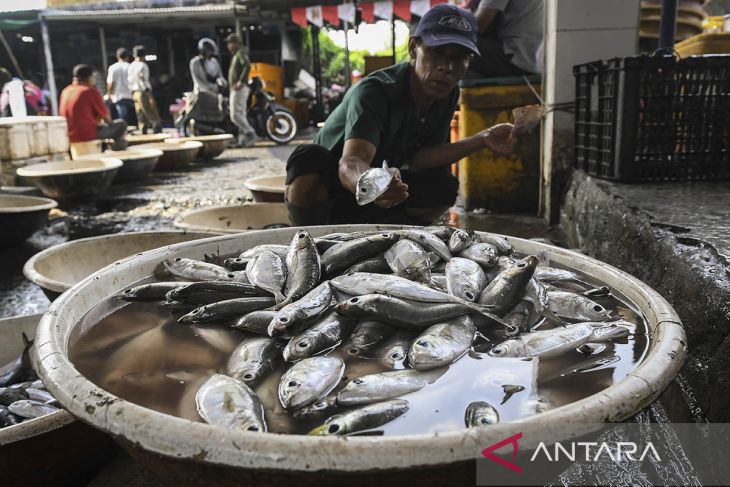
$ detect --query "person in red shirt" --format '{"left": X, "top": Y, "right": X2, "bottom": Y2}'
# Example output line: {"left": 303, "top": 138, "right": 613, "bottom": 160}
{"left": 60, "top": 64, "right": 127, "bottom": 150}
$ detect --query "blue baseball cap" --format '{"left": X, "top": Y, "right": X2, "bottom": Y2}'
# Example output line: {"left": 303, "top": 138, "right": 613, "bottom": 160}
{"left": 414, "top": 4, "right": 480, "bottom": 56}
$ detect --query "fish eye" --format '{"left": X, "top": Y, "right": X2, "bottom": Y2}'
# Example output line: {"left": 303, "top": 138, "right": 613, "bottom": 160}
{"left": 247, "top": 425, "right": 259, "bottom": 431}
{"left": 417, "top": 340, "right": 431, "bottom": 348}
{"left": 349, "top": 348, "right": 360, "bottom": 355}
{"left": 465, "top": 292, "right": 474, "bottom": 300}
{"left": 350, "top": 297, "right": 359, "bottom": 303}
{"left": 298, "top": 233, "right": 305, "bottom": 239}
{"left": 480, "top": 418, "right": 489, "bottom": 425}
{"left": 279, "top": 316, "right": 289, "bottom": 322}
{"left": 288, "top": 380, "right": 298, "bottom": 387}
{"left": 192, "top": 309, "right": 200, "bottom": 314}
{"left": 360, "top": 187, "right": 367, "bottom": 193}
{"left": 175, "top": 257, "right": 182, "bottom": 262}
{"left": 391, "top": 353, "right": 400, "bottom": 359}
{"left": 243, "top": 373, "right": 254, "bottom": 380}
{"left": 353, "top": 378, "right": 364, "bottom": 385}
{"left": 297, "top": 341, "right": 308, "bottom": 348}
{"left": 328, "top": 424, "right": 340, "bottom": 434}
{"left": 593, "top": 305, "right": 603, "bottom": 312}
{"left": 492, "top": 348, "right": 502, "bottom": 355}
{"left": 123, "top": 289, "right": 132, "bottom": 294}
{"left": 518, "top": 262, "right": 526, "bottom": 268}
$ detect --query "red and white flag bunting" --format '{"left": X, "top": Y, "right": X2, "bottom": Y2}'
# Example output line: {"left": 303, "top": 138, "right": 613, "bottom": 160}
{"left": 292, "top": 0, "right": 465, "bottom": 28}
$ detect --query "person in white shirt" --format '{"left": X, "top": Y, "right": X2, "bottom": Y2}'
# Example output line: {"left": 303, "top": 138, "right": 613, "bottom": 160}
{"left": 189, "top": 38, "right": 226, "bottom": 95}
{"left": 128, "top": 45, "right": 162, "bottom": 133}
{"left": 106, "top": 47, "right": 135, "bottom": 126}
{"left": 0, "top": 67, "right": 27, "bottom": 117}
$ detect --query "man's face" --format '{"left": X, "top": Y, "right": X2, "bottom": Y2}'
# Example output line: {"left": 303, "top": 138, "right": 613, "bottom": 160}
{"left": 410, "top": 40, "right": 472, "bottom": 100}
{"left": 203, "top": 48, "right": 214, "bottom": 59}
{"left": 227, "top": 41, "right": 239, "bottom": 54}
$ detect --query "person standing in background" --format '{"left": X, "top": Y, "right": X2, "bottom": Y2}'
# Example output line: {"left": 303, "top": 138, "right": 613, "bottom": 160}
{"left": 225, "top": 34, "right": 257, "bottom": 148}
{"left": 128, "top": 45, "right": 162, "bottom": 133}
{"left": 189, "top": 38, "right": 226, "bottom": 95}
{"left": 466, "top": 0, "right": 543, "bottom": 77}
{"left": 107, "top": 48, "right": 136, "bottom": 127}
{"left": 0, "top": 67, "right": 27, "bottom": 117}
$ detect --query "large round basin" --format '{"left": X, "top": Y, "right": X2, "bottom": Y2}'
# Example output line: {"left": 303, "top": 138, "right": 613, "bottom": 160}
{"left": 16, "top": 158, "right": 122, "bottom": 200}
{"left": 174, "top": 202, "right": 290, "bottom": 233}
{"left": 78, "top": 149, "right": 163, "bottom": 183}
{"left": 244, "top": 174, "right": 285, "bottom": 202}
{"left": 136, "top": 141, "right": 202, "bottom": 171}
{"left": 164, "top": 134, "right": 234, "bottom": 161}
{"left": 0, "top": 194, "right": 57, "bottom": 245}
{"left": 23, "top": 230, "right": 218, "bottom": 300}
{"left": 126, "top": 133, "right": 168, "bottom": 146}
{"left": 0, "top": 314, "right": 117, "bottom": 484}
{"left": 33, "top": 226, "right": 686, "bottom": 486}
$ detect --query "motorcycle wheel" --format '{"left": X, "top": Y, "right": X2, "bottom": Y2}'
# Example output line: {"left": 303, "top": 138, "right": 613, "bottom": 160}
{"left": 265, "top": 111, "right": 297, "bottom": 144}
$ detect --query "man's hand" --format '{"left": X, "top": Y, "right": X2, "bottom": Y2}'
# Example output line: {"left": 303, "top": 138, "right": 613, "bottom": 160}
{"left": 374, "top": 167, "right": 409, "bottom": 209}
{"left": 235, "top": 81, "right": 243, "bottom": 91}
{"left": 480, "top": 123, "right": 516, "bottom": 155}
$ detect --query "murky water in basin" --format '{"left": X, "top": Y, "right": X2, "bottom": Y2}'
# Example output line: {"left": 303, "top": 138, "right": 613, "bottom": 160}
{"left": 69, "top": 257, "right": 649, "bottom": 436}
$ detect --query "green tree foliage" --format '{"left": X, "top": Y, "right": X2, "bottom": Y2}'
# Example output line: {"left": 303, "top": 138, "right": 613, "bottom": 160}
{"left": 302, "top": 26, "right": 409, "bottom": 86}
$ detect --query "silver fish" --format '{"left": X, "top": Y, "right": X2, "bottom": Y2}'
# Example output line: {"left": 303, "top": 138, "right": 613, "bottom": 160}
{"left": 547, "top": 291, "right": 612, "bottom": 322}
{"left": 281, "top": 229, "right": 321, "bottom": 307}
{"left": 292, "top": 395, "right": 338, "bottom": 419}
{"left": 384, "top": 239, "right": 433, "bottom": 282}
{"left": 240, "top": 244, "right": 290, "bottom": 261}
{"left": 195, "top": 374, "right": 266, "bottom": 432}
{"left": 163, "top": 257, "right": 247, "bottom": 282}
{"left": 459, "top": 243, "right": 499, "bottom": 268}
{"left": 321, "top": 233, "right": 399, "bottom": 276}
{"left": 232, "top": 310, "right": 276, "bottom": 335}
{"left": 283, "top": 311, "right": 356, "bottom": 361}
{"left": 345, "top": 255, "right": 391, "bottom": 275}
{"left": 308, "top": 399, "right": 409, "bottom": 436}
{"left": 178, "top": 297, "right": 275, "bottom": 324}
{"left": 167, "top": 281, "right": 270, "bottom": 305}
{"left": 429, "top": 273, "right": 448, "bottom": 292}
{"left": 478, "top": 256, "right": 538, "bottom": 316}
{"left": 423, "top": 225, "right": 457, "bottom": 241}
{"left": 534, "top": 266, "right": 579, "bottom": 282}
{"left": 376, "top": 331, "right": 413, "bottom": 369}
{"left": 25, "top": 388, "right": 57, "bottom": 405}
{"left": 227, "top": 338, "right": 283, "bottom": 384}
{"left": 119, "top": 281, "right": 192, "bottom": 301}
{"left": 446, "top": 257, "right": 487, "bottom": 302}
{"left": 269, "top": 282, "right": 334, "bottom": 337}
{"left": 395, "top": 229, "right": 452, "bottom": 262}
{"left": 8, "top": 399, "right": 59, "bottom": 419}
{"left": 337, "top": 368, "right": 445, "bottom": 406}
{"left": 488, "top": 323, "right": 596, "bottom": 358}
{"left": 343, "top": 321, "right": 395, "bottom": 357}
{"left": 355, "top": 161, "right": 393, "bottom": 206}
{"left": 465, "top": 401, "right": 500, "bottom": 427}
{"left": 408, "top": 316, "right": 476, "bottom": 370}
{"left": 336, "top": 294, "right": 476, "bottom": 330}
{"left": 278, "top": 356, "right": 345, "bottom": 410}
{"left": 449, "top": 230, "right": 513, "bottom": 256}
{"left": 0, "top": 387, "right": 28, "bottom": 406}
{"left": 585, "top": 321, "right": 632, "bottom": 342}
{"left": 246, "top": 250, "right": 287, "bottom": 303}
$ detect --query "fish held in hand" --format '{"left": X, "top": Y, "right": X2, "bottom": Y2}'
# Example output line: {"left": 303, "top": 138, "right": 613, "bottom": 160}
{"left": 356, "top": 161, "right": 393, "bottom": 206}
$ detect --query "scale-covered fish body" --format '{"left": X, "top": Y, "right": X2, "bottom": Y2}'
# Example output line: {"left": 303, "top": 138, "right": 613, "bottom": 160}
{"left": 356, "top": 161, "right": 393, "bottom": 206}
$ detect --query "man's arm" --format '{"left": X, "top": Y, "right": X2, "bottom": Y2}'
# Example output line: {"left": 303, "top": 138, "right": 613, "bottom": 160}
{"left": 409, "top": 123, "right": 515, "bottom": 171}
{"left": 89, "top": 90, "right": 111, "bottom": 124}
{"left": 339, "top": 138, "right": 409, "bottom": 208}
{"left": 106, "top": 67, "right": 114, "bottom": 96}
{"left": 474, "top": 0, "right": 508, "bottom": 33}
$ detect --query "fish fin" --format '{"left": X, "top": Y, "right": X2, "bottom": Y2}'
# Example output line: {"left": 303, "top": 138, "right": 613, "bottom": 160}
{"left": 274, "top": 291, "right": 286, "bottom": 304}
{"left": 536, "top": 250, "right": 550, "bottom": 266}
{"left": 22, "top": 332, "right": 33, "bottom": 350}
{"left": 382, "top": 161, "right": 388, "bottom": 170}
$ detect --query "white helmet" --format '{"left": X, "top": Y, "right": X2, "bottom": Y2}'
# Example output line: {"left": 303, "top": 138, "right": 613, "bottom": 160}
{"left": 197, "top": 38, "right": 218, "bottom": 55}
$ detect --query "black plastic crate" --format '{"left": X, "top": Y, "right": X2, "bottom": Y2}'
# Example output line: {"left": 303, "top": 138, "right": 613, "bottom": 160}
{"left": 573, "top": 55, "right": 730, "bottom": 182}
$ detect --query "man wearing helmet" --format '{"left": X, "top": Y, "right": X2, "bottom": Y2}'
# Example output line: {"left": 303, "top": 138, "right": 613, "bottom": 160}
{"left": 285, "top": 5, "right": 516, "bottom": 226}
{"left": 190, "top": 38, "right": 226, "bottom": 95}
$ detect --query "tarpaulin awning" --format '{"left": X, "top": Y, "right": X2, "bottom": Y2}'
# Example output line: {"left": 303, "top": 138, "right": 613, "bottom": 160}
{"left": 0, "top": 19, "right": 39, "bottom": 30}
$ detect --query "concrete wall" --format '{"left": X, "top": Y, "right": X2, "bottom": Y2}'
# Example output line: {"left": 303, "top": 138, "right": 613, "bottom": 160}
{"left": 541, "top": 0, "right": 640, "bottom": 222}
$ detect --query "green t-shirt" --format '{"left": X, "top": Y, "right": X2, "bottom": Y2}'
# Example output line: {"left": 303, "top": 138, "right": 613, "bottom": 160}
{"left": 314, "top": 62, "right": 459, "bottom": 168}
{"left": 228, "top": 47, "right": 251, "bottom": 88}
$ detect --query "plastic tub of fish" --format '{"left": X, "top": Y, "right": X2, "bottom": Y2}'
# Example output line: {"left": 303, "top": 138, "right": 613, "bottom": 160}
{"left": 135, "top": 141, "right": 202, "bottom": 171}
{"left": 15, "top": 158, "right": 123, "bottom": 201}
{"left": 33, "top": 225, "right": 685, "bottom": 485}
{"left": 174, "top": 203, "right": 290, "bottom": 234}
{"left": 244, "top": 175, "right": 286, "bottom": 203}
{"left": 164, "top": 134, "right": 234, "bottom": 161}
{"left": 0, "top": 314, "right": 117, "bottom": 484}
{"left": 77, "top": 149, "right": 163, "bottom": 183}
{"left": 0, "top": 194, "right": 57, "bottom": 245}
{"left": 23, "top": 230, "right": 219, "bottom": 300}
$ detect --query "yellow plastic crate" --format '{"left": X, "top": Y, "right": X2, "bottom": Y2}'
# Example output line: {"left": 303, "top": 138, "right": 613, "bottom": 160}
{"left": 250, "top": 63, "right": 283, "bottom": 101}
{"left": 676, "top": 32, "right": 730, "bottom": 58}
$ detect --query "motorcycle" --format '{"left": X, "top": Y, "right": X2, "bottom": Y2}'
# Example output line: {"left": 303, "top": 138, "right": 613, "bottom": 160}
{"left": 173, "top": 76, "right": 297, "bottom": 144}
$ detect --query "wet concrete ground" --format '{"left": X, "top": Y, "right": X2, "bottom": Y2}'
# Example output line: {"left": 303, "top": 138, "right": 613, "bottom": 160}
{"left": 0, "top": 142, "right": 296, "bottom": 318}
